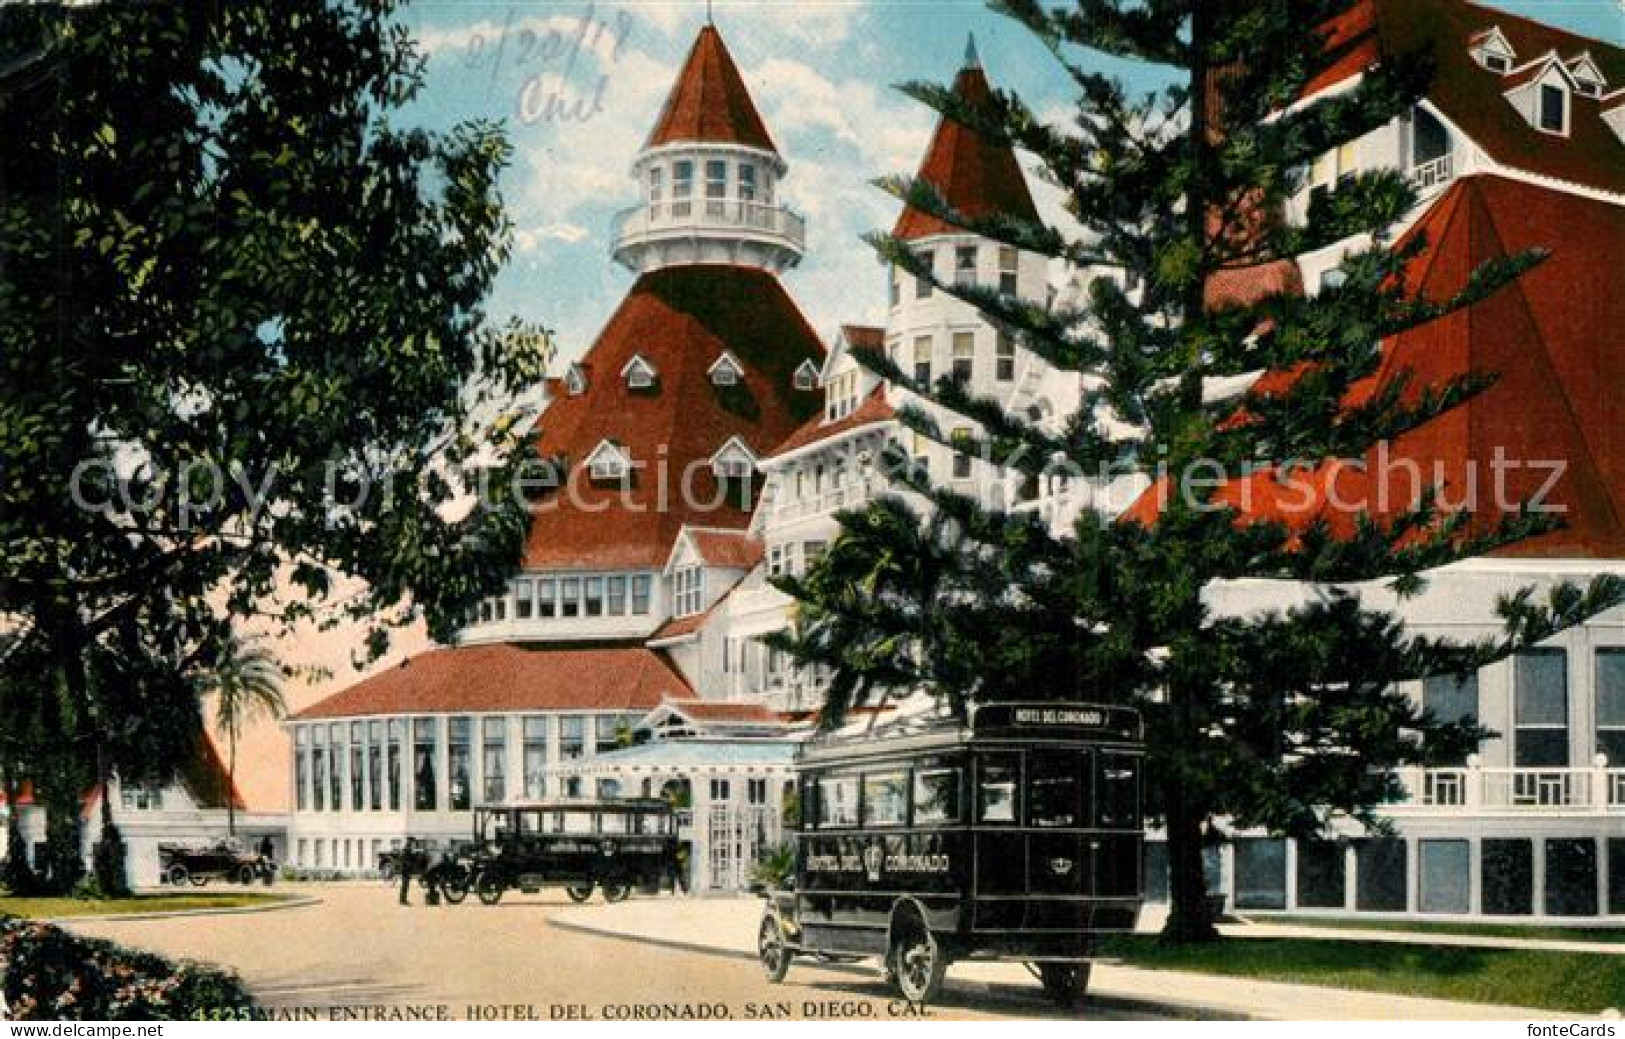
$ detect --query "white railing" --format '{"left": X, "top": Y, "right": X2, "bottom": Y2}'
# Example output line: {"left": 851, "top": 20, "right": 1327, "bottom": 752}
{"left": 1391, "top": 765, "right": 1625, "bottom": 814}
{"left": 771, "top": 480, "right": 880, "bottom": 523}
{"left": 613, "top": 200, "right": 806, "bottom": 251}
{"left": 1411, "top": 154, "right": 1454, "bottom": 192}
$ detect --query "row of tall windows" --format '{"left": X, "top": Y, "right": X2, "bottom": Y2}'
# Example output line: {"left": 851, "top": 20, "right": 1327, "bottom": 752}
{"left": 1420, "top": 647, "right": 1625, "bottom": 767}
{"left": 903, "top": 331, "right": 1017, "bottom": 388}
{"left": 892, "top": 245, "right": 1020, "bottom": 305}
{"left": 649, "top": 159, "right": 774, "bottom": 212}
{"left": 297, "top": 714, "right": 641, "bottom": 812}
{"left": 480, "top": 574, "right": 656, "bottom": 624}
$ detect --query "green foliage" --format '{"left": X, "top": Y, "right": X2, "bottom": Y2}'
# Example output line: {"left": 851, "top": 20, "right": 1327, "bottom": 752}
{"left": 0, "top": 0, "right": 547, "bottom": 837}
{"left": 749, "top": 843, "right": 796, "bottom": 891}
{"left": 90, "top": 822, "right": 130, "bottom": 899}
{"left": 772, "top": 0, "right": 1624, "bottom": 945}
{"left": 0, "top": 915, "right": 255, "bottom": 1020}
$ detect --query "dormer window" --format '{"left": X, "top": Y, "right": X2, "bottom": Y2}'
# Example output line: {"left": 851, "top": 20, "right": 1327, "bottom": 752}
{"left": 708, "top": 352, "right": 744, "bottom": 387}
{"left": 566, "top": 363, "right": 587, "bottom": 397}
{"left": 672, "top": 564, "right": 704, "bottom": 618}
{"left": 1538, "top": 83, "right": 1567, "bottom": 134}
{"left": 710, "top": 436, "right": 758, "bottom": 480}
{"left": 622, "top": 354, "right": 658, "bottom": 390}
{"left": 793, "top": 359, "right": 819, "bottom": 392}
{"left": 1568, "top": 54, "right": 1606, "bottom": 97}
{"left": 584, "top": 440, "right": 632, "bottom": 482}
{"left": 1469, "top": 27, "right": 1516, "bottom": 75}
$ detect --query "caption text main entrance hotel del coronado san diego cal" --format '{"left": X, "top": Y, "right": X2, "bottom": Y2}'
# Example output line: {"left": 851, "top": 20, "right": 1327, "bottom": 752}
{"left": 274, "top": 2, "right": 1625, "bottom": 918}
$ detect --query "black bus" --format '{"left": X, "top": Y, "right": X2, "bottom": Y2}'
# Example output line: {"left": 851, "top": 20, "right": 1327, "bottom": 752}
{"left": 757, "top": 702, "right": 1144, "bottom": 1006}
{"left": 467, "top": 799, "right": 679, "bottom": 905}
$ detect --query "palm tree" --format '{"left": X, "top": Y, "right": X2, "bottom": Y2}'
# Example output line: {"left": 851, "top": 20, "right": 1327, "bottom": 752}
{"left": 198, "top": 636, "right": 286, "bottom": 838}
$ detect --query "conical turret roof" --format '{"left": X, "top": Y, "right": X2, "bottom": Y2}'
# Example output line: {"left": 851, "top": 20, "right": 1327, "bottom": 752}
{"left": 894, "top": 40, "right": 1040, "bottom": 240}
{"left": 645, "top": 25, "right": 778, "bottom": 154}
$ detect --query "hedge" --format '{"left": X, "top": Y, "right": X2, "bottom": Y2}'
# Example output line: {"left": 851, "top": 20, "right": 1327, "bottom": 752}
{"left": 0, "top": 915, "right": 255, "bottom": 1020}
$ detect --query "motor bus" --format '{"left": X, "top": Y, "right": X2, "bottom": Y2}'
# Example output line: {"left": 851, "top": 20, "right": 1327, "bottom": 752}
{"left": 756, "top": 702, "right": 1144, "bottom": 1006}
{"left": 466, "top": 798, "right": 679, "bottom": 905}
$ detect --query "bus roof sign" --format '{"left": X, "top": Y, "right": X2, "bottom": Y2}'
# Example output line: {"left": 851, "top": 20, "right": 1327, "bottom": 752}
{"left": 970, "top": 702, "right": 1141, "bottom": 740}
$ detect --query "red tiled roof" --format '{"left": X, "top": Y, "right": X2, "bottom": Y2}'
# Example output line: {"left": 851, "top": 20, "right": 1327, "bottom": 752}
{"left": 893, "top": 59, "right": 1040, "bottom": 241}
{"left": 291, "top": 645, "right": 688, "bottom": 720}
{"left": 1301, "top": 0, "right": 1625, "bottom": 196}
{"left": 1206, "top": 259, "right": 1305, "bottom": 311}
{"left": 689, "top": 529, "right": 764, "bottom": 570}
{"left": 840, "top": 325, "right": 886, "bottom": 351}
{"left": 1127, "top": 175, "right": 1625, "bottom": 559}
{"left": 766, "top": 386, "right": 896, "bottom": 461}
{"left": 185, "top": 732, "right": 248, "bottom": 812}
{"left": 522, "top": 265, "right": 824, "bottom": 570}
{"left": 649, "top": 609, "right": 711, "bottom": 643}
{"left": 659, "top": 699, "right": 782, "bottom": 725}
{"left": 646, "top": 25, "right": 777, "bottom": 154}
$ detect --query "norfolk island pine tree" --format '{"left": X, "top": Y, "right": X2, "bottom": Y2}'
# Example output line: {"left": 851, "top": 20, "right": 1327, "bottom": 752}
{"left": 767, "top": 0, "right": 1625, "bottom": 944}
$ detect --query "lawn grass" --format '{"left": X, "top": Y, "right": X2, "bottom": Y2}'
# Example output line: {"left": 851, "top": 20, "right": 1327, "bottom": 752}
{"left": 1099, "top": 935, "right": 1625, "bottom": 1013}
{"left": 1241, "top": 916, "right": 1625, "bottom": 944}
{"left": 0, "top": 892, "right": 292, "bottom": 919}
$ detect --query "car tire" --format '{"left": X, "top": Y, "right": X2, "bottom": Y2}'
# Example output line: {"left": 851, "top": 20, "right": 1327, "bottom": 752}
{"left": 891, "top": 914, "right": 947, "bottom": 1005}
{"left": 190, "top": 873, "right": 210, "bottom": 887}
{"left": 1038, "top": 962, "right": 1091, "bottom": 1009}
{"left": 564, "top": 883, "right": 594, "bottom": 903}
{"left": 758, "top": 916, "right": 792, "bottom": 983}
{"left": 165, "top": 863, "right": 189, "bottom": 887}
{"left": 600, "top": 881, "right": 631, "bottom": 903}
{"left": 474, "top": 870, "right": 505, "bottom": 906}
{"left": 237, "top": 865, "right": 257, "bottom": 885}
{"left": 441, "top": 868, "right": 471, "bottom": 905}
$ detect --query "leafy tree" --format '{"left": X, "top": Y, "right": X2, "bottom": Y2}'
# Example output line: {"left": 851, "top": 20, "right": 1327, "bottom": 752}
{"left": 1, "top": 0, "right": 548, "bottom": 856}
{"left": 198, "top": 636, "right": 287, "bottom": 838}
{"left": 771, "top": 0, "right": 1624, "bottom": 942}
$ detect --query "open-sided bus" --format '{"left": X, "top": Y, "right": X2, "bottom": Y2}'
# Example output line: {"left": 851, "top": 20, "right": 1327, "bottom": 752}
{"left": 468, "top": 799, "right": 679, "bottom": 905}
{"left": 757, "top": 702, "right": 1144, "bottom": 1006}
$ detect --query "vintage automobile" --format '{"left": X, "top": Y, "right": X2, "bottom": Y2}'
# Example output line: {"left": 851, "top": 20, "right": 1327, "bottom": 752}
{"left": 465, "top": 799, "right": 678, "bottom": 905}
{"left": 159, "top": 842, "right": 277, "bottom": 887}
{"left": 379, "top": 842, "right": 476, "bottom": 903}
{"left": 756, "top": 702, "right": 1145, "bottom": 1007}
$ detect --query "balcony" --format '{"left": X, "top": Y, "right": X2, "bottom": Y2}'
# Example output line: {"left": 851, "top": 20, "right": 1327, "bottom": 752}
{"left": 1390, "top": 764, "right": 1625, "bottom": 815}
{"left": 1410, "top": 153, "right": 1454, "bottom": 193}
{"left": 771, "top": 479, "right": 880, "bottom": 524}
{"left": 611, "top": 199, "right": 806, "bottom": 270}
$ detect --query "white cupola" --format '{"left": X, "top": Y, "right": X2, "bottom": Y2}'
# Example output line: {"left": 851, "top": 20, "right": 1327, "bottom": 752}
{"left": 610, "top": 24, "right": 805, "bottom": 275}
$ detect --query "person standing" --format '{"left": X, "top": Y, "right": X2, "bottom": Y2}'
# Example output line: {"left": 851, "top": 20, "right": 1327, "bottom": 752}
{"left": 397, "top": 838, "right": 421, "bottom": 906}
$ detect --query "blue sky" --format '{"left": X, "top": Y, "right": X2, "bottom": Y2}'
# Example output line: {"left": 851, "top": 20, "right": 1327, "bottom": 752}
{"left": 397, "top": 0, "right": 1624, "bottom": 363}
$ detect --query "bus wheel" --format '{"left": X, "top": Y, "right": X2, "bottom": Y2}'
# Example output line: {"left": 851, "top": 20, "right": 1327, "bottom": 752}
{"left": 758, "top": 916, "right": 792, "bottom": 983}
{"left": 890, "top": 914, "right": 946, "bottom": 1005}
{"left": 1038, "top": 963, "right": 1091, "bottom": 1008}
{"left": 474, "top": 871, "right": 505, "bottom": 906}
{"left": 165, "top": 864, "right": 189, "bottom": 887}
{"left": 236, "top": 865, "right": 257, "bottom": 885}
{"left": 600, "top": 881, "right": 631, "bottom": 903}
{"left": 441, "top": 868, "right": 471, "bottom": 905}
{"left": 565, "top": 883, "right": 594, "bottom": 903}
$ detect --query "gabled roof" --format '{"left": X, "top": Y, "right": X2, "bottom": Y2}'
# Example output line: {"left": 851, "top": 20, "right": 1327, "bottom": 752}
{"left": 1301, "top": 0, "right": 1625, "bottom": 195}
{"left": 292, "top": 645, "right": 688, "bottom": 720}
{"left": 643, "top": 698, "right": 786, "bottom": 728}
{"left": 838, "top": 325, "right": 886, "bottom": 351}
{"left": 765, "top": 385, "right": 897, "bottom": 461}
{"left": 893, "top": 44, "right": 1041, "bottom": 241}
{"left": 522, "top": 265, "right": 824, "bottom": 570}
{"left": 1128, "top": 175, "right": 1625, "bottom": 559}
{"left": 645, "top": 25, "right": 777, "bottom": 154}
{"left": 689, "top": 527, "right": 765, "bottom": 570}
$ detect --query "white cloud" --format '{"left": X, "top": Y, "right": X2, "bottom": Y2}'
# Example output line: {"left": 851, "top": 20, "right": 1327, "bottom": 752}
{"left": 514, "top": 222, "right": 592, "bottom": 251}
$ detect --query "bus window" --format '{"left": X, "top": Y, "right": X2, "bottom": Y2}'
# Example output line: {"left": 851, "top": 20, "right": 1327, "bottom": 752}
{"left": 977, "top": 756, "right": 1019, "bottom": 824}
{"left": 818, "top": 776, "right": 859, "bottom": 827}
{"left": 861, "top": 773, "right": 907, "bottom": 826}
{"left": 912, "top": 768, "right": 960, "bottom": 825}
{"left": 1028, "top": 750, "right": 1090, "bottom": 828}
{"left": 1098, "top": 755, "right": 1140, "bottom": 828}
{"left": 518, "top": 811, "right": 541, "bottom": 836}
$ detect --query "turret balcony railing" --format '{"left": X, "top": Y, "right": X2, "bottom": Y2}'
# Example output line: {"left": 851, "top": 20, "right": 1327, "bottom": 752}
{"left": 613, "top": 199, "right": 806, "bottom": 253}
{"left": 1411, "top": 153, "right": 1454, "bottom": 192}
{"left": 770, "top": 479, "right": 880, "bottom": 523}
{"left": 1390, "top": 764, "right": 1625, "bottom": 815}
